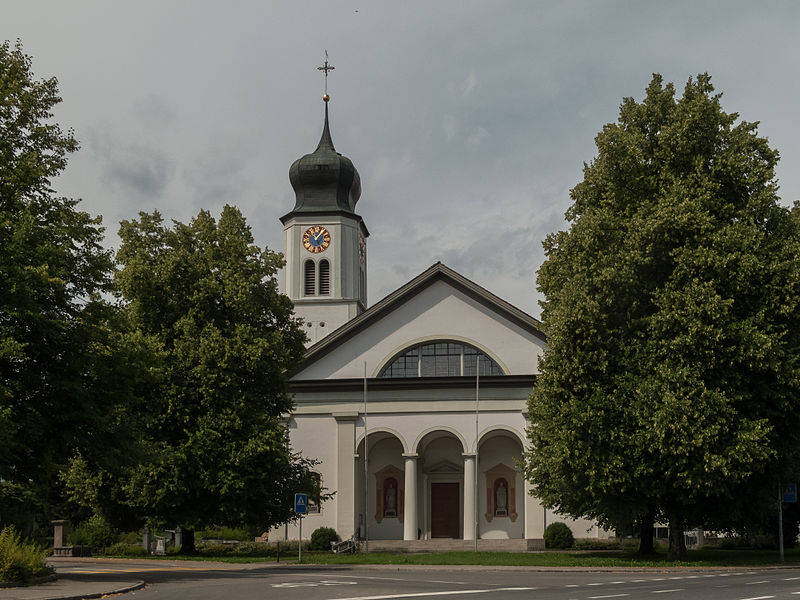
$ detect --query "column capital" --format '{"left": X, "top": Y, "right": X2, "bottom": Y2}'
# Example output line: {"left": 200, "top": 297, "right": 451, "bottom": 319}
{"left": 462, "top": 452, "right": 477, "bottom": 459}
{"left": 402, "top": 453, "right": 419, "bottom": 459}
{"left": 334, "top": 411, "right": 359, "bottom": 422}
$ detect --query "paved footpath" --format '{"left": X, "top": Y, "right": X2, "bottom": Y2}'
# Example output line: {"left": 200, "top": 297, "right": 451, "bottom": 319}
{"left": 0, "top": 557, "right": 278, "bottom": 600}
{"left": 0, "top": 575, "right": 144, "bottom": 600}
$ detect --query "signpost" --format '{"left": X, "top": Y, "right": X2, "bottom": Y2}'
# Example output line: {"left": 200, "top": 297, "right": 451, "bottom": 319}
{"left": 783, "top": 484, "right": 797, "bottom": 503}
{"left": 779, "top": 483, "right": 797, "bottom": 563}
{"left": 295, "top": 493, "right": 308, "bottom": 563}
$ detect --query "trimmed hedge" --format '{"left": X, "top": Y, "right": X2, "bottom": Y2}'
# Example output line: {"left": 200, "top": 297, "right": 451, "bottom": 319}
{"left": 310, "top": 527, "right": 340, "bottom": 551}
{"left": 544, "top": 522, "right": 574, "bottom": 549}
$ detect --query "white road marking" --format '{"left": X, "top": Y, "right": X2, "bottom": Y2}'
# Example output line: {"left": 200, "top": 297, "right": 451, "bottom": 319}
{"left": 745, "top": 581, "right": 769, "bottom": 585}
{"left": 736, "top": 596, "right": 773, "bottom": 600}
{"left": 272, "top": 580, "right": 357, "bottom": 588}
{"left": 586, "top": 595, "right": 629, "bottom": 599}
{"left": 652, "top": 590, "right": 683, "bottom": 594}
{"left": 587, "top": 582, "right": 603, "bottom": 586}
{"left": 787, "top": 577, "right": 800, "bottom": 581}
{"left": 565, "top": 584, "right": 579, "bottom": 588}
{"left": 325, "top": 575, "right": 471, "bottom": 586}
{"left": 331, "top": 587, "right": 537, "bottom": 600}
{"left": 630, "top": 579, "right": 646, "bottom": 583}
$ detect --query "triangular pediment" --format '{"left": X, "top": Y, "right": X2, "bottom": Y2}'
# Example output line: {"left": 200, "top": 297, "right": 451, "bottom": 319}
{"left": 425, "top": 459, "right": 462, "bottom": 475}
{"left": 289, "top": 262, "right": 546, "bottom": 381}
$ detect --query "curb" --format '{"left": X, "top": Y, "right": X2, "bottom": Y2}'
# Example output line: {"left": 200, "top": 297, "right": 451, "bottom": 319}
{"left": 46, "top": 580, "right": 146, "bottom": 600}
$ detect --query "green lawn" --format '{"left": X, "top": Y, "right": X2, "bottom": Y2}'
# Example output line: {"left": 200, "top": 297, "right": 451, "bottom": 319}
{"left": 103, "top": 548, "right": 800, "bottom": 568}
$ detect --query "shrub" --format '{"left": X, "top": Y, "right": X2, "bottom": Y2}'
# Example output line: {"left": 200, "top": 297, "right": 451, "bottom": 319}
{"left": 196, "top": 527, "right": 251, "bottom": 542}
{"left": 104, "top": 542, "right": 147, "bottom": 557}
{"left": 544, "top": 522, "right": 574, "bottom": 549}
{"left": 0, "top": 527, "right": 50, "bottom": 583}
{"left": 68, "top": 515, "right": 117, "bottom": 552}
{"left": 573, "top": 538, "right": 621, "bottom": 550}
{"left": 231, "top": 541, "right": 274, "bottom": 557}
{"left": 310, "top": 527, "right": 340, "bottom": 551}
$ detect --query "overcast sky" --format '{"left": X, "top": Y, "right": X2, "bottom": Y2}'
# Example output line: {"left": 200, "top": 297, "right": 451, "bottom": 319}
{"left": 5, "top": 1, "right": 799, "bottom": 318}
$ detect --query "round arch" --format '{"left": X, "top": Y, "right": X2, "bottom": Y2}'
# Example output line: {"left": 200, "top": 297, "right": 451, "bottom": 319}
{"left": 475, "top": 425, "right": 526, "bottom": 453}
{"left": 373, "top": 336, "right": 510, "bottom": 378}
{"left": 412, "top": 426, "right": 468, "bottom": 455}
{"left": 356, "top": 427, "right": 409, "bottom": 455}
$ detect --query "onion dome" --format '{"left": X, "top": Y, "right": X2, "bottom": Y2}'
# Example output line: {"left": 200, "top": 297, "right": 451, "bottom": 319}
{"left": 287, "top": 98, "right": 361, "bottom": 216}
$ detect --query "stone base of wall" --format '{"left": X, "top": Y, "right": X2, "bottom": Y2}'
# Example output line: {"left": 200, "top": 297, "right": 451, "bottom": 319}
{"left": 52, "top": 545, "right": 92, "bottom": 557}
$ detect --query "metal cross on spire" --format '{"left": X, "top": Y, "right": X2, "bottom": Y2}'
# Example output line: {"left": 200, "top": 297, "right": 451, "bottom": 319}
{"left": 317, "top": 51, "right": 334, "bottom": 100}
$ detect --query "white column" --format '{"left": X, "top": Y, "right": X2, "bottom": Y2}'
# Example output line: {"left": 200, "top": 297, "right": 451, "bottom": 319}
{"left": 463, "top": 453, "right": 476, "bottom": 540}
{"left": 403, "top": 453, "right": 418, "bottom": 541}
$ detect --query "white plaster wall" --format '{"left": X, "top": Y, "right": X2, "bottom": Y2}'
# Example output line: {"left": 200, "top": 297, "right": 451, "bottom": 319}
{"left": 269, "top": 415, "right": 338, "bottom": 541}
{"left": 292, "top": 280, "right": 545, "bottom": 380}
{"left": 354, "top": 412, "right": 528, "bottom": 456}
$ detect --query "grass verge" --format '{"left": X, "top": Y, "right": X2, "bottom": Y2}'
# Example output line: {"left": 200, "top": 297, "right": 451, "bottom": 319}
{"left": 101, "top": 547, "right": 800, "bottom": 568}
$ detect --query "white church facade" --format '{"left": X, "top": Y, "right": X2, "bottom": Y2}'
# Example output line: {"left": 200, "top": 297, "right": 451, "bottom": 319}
{"left": 270, "top": 93, "right": 608, "bottom": 547}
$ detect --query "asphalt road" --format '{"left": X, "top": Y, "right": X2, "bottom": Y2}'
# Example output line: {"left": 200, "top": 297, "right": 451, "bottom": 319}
{"left": 52, "top": 559, "right": 800, "bottom": 600}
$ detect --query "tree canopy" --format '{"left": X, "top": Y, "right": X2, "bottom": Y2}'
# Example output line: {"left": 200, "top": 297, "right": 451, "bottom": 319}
{"left": 0, "top": 40, "right": 116, "bottom": 528}
{"left": 524, "top": 73, "right": 800, "bottom": 559}
{"left": 64, "top": 207, "right": 313, "bottom": 534}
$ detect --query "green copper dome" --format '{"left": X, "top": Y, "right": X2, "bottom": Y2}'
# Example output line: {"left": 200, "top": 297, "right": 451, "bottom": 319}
{"left": 287, "top": 101, "right": 361, "bottom": 215}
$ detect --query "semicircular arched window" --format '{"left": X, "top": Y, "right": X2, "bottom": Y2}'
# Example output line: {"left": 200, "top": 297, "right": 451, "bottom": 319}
{"left": 378, "top": 341, "right": 505, "bottom": 378}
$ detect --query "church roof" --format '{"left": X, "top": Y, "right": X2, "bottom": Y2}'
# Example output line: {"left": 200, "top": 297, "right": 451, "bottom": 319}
{"left": 299, "top": 262, "right": 546, "bottom": 368}
{"left": 282, "top": 100, "right": 362, "bottom": 223}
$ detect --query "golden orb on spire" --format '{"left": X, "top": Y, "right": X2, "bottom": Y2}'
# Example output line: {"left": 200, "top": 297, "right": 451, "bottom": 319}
{"left": 323, "top": 93, "right": 330, "bottom": 102}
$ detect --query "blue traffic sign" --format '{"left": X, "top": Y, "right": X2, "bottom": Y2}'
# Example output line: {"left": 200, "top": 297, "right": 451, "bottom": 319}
{"left": 783, "top": 484, "right": 797, "bottom": 503}
{"left": 294, "top": 493, "right": 308, "bottom": 514}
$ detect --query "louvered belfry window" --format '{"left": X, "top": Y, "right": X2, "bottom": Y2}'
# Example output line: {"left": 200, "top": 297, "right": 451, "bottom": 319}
{"left": 304, "top": 260, "right": 316, "bottom": 296}
{"left": 318, "top": 260, "right": 330, "bottom": 296}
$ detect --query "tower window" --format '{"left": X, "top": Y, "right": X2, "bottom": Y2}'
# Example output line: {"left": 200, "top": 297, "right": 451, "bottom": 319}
{"left": 304, "top": 260, "right": 316, "bottom": 296}
{"left": 319, "top": 259, "right": 330, "bottom": 296}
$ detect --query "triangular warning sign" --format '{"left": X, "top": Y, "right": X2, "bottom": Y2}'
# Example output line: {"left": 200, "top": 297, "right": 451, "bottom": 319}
{"left": 297, "top": 496, "right": 305, "bottom": 505}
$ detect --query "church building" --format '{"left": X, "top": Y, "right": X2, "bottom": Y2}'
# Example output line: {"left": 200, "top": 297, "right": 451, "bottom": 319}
{"left": 270, "top": 81, "right": 608, "bottom": 548}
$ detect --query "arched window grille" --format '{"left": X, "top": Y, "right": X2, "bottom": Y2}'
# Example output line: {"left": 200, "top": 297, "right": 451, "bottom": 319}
{"left": 378, "top": 341, "right": 505, "bottom": 378}
{"left": 304, "top": 260, "right": 316, "bottom": 296}
{"left": 318, "top": 260, "right": 330, "bottom": 296}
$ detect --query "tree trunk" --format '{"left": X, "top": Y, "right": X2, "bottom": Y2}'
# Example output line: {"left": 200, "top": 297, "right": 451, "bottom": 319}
{"left": 637, "top": 509, "right": 656, "bottom": 555}
{"left": 178, "top": 528, "right": 196, "bottom": 554}
{"left": 667, "top": 513, "right": 686, "bottom": 561}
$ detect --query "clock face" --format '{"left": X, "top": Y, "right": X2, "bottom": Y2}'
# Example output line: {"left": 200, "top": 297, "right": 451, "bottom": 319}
{"left": 359, "top": 237, "right": 366, "bottom": 264}
{"left": 303, "top": 226, "right": 331, "bottom": 253}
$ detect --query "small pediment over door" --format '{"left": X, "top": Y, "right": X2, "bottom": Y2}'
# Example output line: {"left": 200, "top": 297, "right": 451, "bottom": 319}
{"left": 425, "top": 459, "right": 462, "bottom": 475}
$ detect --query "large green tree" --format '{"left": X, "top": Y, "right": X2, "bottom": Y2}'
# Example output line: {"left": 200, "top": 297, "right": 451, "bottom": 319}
{"left": 65, "top": 207, "right": 312, "bottom": 542}
{"left": 524, "top": 74, "right": 800, "bottom": 559}
{"left": 0, "top": 40, "right": 117, "bottom": 529}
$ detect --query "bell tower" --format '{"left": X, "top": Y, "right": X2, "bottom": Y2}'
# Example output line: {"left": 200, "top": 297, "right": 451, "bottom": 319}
{"left": 281, "top": 56, "right": 368, "bottom": 346}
